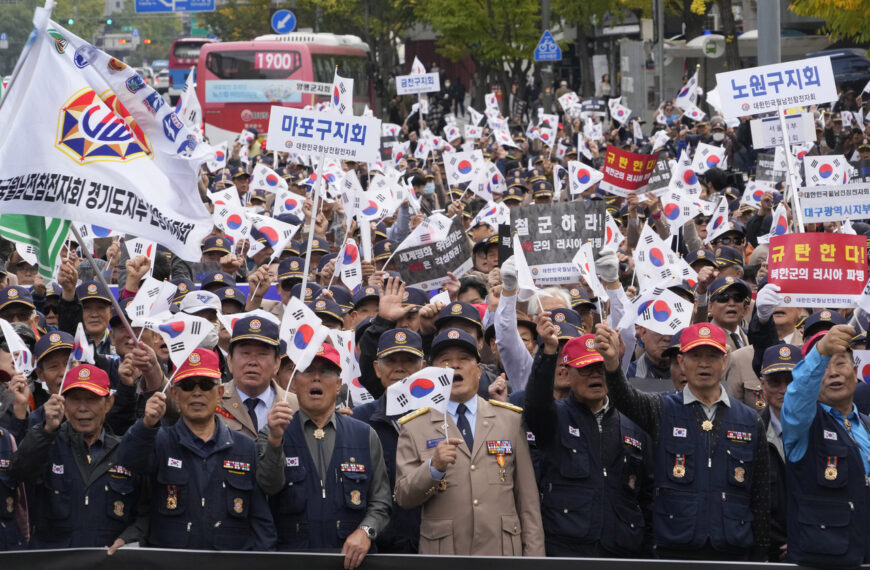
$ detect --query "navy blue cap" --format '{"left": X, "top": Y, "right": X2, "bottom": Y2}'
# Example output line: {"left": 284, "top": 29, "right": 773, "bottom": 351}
{"left": 714, "top": 219, "right": 745, "bottom": 237}
{"left": 473, "top": 234, "right": 499, "bottom": 254}
{"left": 291, "top": 282, "right": 323, "bottom": 303}
{"left": 317, "top": 252, "right": 338, "bottom": 273}
{"left": 279, "top": 339, "right": 289, "bottom": 361}
{"left": 662, "top": 328, "right": 685, "bottom": 358}
{"left": 551, "top": 308, "right": 583, "bottom": 330}
{"left": 503, "top": 186, "right": 524, "bottom": 202}
{"left": 76, "top": 280, "right": 112, "bottom": 304}
{"left": 373, "top": 239, "right": 396, "bottom": 262}
{"left": 171, "top": 278, "right": 195, "bottom": 302}
{"left": 34, "top": 331, "right": 74, "bottom": 362}
{"left": 374, "top": 221, "right": 388, "bottom": 239}
{"left": 402, "top": 287, "right": 429, "bottom": 311}
{"left": 328, "top": 285, "right": 353, "bottom": 313}
{"left": 685, "top": 248, "right": 717, "bottom": 267}
{"left": 250, "top": 189, "right": 267, "bottom": 203}
{"left": 275, "top": 212, "right": 303, "bottom": 226}
{"left": 435, "top": 302, "right": 483, "bottom": 331}
{"left": 284, "top": 240, "right": 303, "bottom": 256}
{"left": 201, "top": 236, "right": 231, "bottom": 255}
{"left": 567, "top": 287, "right": 595, "bottom": 309}
{"left": 231, "top": 315, "right": 280, "bottom": 346}
{"left": 214, "top": 286, "right": 247, "bottom": 309}
{"left": 110, "top": 297, "right": 135, "bottom": 325}
{"left": 431, "top": 328, "right": 480, "bottom": 361}
{"left": 377, "top": 328, "right": 424, "bottom": 358}
{"left": 278, "top": 257, "right": 305, "bottom": 282}
{"left": 714, "top": 245, "right": 743, "bottom": 268}
{"left": 709, "top": 276, "right": 751, "bottom": 301}
{"left": 310, "top": 236, "right": 330, "bottom": 255}
{"left": 352, "top": 285, "right": 380, "bottom": 309}
{"left": 761, "top": 343, "right": 801, "bottom": 375}
{"left": 309, "top": 298, "right": 344, "bottom": 324}
{"left": 201, "top": 271, "right": 234, "bottom": 290}
{"left": 0, "top": 286, "right": 35, "bottom": 311}
{"left": 230, "top": 165, "right": 250, "bottom": 179}
{"left": 531, "top": 180, "right": 554, "bottom": 197}
{"left": 553, "top": 322, "right": 581, "bottom": 341}
{"left": 45, "top": 283, "right": 63, "bottom": 299}
{"left": 803, "top": 309, "right": 847, "bottom": 338}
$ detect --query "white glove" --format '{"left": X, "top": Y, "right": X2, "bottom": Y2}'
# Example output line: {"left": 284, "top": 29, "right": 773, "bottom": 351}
{"left": 755, "top": 283, "right": 783, "bottom": 322}
{"left": 596, "top": 248, "right": 619, "bottom": 283}
{"left": 501, "top": 256, "right": 518, "bottom": 292}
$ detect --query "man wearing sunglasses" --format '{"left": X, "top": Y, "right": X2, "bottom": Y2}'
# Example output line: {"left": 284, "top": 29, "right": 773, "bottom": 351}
{"left": 257, "top": 343, "right": 391, "bottom": 569}
{"left": 701, "top": 276, "right": 751, "bottom": 352}
{"left": 709, "top": 221, "right": 747, "bottom": 258}
{"left": 119, "top": 348, "right": 276, "bottom": 551}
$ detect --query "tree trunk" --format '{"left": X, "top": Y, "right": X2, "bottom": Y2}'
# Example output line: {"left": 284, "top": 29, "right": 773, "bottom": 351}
{"left": 576, "top": 23, "right": 595, "bottom": 98}
{"left": 717, "top": 0, "right": 741, "bottom": 70}
{"left": 682, "top": 0, "right": 706, "bottom": 75}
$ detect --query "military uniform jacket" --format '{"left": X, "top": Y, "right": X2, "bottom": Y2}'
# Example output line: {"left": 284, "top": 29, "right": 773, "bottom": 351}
{"left": 394, "top": 397, "right": 545, "bottom": 556}
{"left": 217, "top": 380, "right": 298, "bottom": 440}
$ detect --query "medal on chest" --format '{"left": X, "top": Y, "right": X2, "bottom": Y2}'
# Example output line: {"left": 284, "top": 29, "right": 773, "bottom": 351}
{"left": 166, "top": 485, "right": 178, "bottom": 510}
{"left": 314, "top": 428, "right": 326, "bottom": 440}
{"left": 701, "top": 419, "right": 713, "bottom": 432}
{"left": 825, "top": 456, "right": 839, "bottom": 481}
{"left": 673, "top": 454, "right": 687, "bottom": 478}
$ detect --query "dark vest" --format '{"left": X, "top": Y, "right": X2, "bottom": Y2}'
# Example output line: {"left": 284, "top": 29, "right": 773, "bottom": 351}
{"left": 147, "top": 423, "right": 259, "bottom": 551}
{"left": 786, "top": 404, "right": 870, "bottom": 568}
{"left": 31, "top": 433, "right": 139, "bottom": 549}
{"left": 539, "top": 396, "right": 650, "bottom": 556}
{"left": 654, "top": 393, "right": 758, "bottom": 553}
{"left": 0, "top": 429, "right": 23, "bottom": 550}
{"left": 270, "top": 412, "right": 372, "bottom": 550}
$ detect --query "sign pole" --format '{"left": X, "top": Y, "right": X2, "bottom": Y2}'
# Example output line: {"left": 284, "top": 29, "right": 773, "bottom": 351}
{"left": 776, "top": 106, "right": 805, "bottom": 233}
{"left": 298, "top": 155, "right": 327, "bottom": 298}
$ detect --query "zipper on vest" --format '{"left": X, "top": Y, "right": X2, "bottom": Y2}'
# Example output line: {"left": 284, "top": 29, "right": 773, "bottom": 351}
{"left": 321, "top": 479, "right": 326, "bottom": 499}
{"left": 187, "top": 522, "right": 192, "bottom": 532}
{"left": 84, "top": 495, "right": 89, "bottom": 506}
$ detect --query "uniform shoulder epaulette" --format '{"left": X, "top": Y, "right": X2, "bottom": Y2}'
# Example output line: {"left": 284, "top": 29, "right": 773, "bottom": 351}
{"left": 398, "top": 407, "right": 430, "bottom": 425}
{"left": 489, "top": 399, "right": 523, "bottom": 413}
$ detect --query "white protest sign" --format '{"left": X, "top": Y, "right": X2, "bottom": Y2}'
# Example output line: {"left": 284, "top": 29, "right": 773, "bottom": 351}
{"left": 716, "top": 56, "right": 837, "bottom": 119}
{"left": 266, "top": 106, "right": 381, "bottom": 163}
{"left": 750, "top": 112, "right": 816, "bottom": 149}
{"left": 799, "top": 184, "right": 870, "bottom": 222}
{"left": 396, "top": 72, "right": 441, "bottom": 95}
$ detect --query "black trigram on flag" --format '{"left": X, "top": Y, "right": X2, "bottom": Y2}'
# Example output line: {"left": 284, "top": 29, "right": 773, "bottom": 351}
{"left": 190, "top": 321, "right": 201, "bottom": 335}
{"left": 397, "top": 394, "right": 409, "bottom": 408}
{"left": 431, "top": 393, "right": 445, "bottom": 404}
{"left": 290, "top": 309, "right": 305, "bottom": 321}
{"left": 437, "top": 374, "right": 451, "bottom": 387}
{"left": 170, "top": 341, "right": 184, "bottom": 353}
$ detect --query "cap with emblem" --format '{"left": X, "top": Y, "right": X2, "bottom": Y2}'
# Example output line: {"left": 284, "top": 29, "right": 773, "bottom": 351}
{"left": 708, "top": 276, "right": 751, "bottom": 301}
{"left": 531, "top": 180, "right": 554, "bottom": 198}
{"left": 278, "top": 256, "right": 306, "bottom": 282}
{"left": 377, "top": 328, "right": 424, "bottom": 358}
{"left": 373, "top": 239, "right": 396, "bottom": 262}
{"left": 553, "top": 322, "right": 581, "bottom": 341}
{"left": 713, "top": 245, "right": 743, "bottom": 268}
{"left": 685, "top": 248, "right": 717, "bottom": 269}
{"left": 328, "top": 286, "right": 353, "bottom": 313}
{"left": 34, "top": 331, "right": 74, "bottom": 363}
{"left": 374, "top": 221, "right": 389, "bottom": 240}
{"left": 308, "top": 298, "right": 344, "bottom": 326}
{"left": 201, "top": 272, "right": 234, "bottom": 291}
{"left": 561, "top": 334, "right": 604, "bottom": 368}
{"left": 312, "top": 342, "right": 342, "bottom": 370}
{"left": 567, "top": 288, "right": 595, "bottom": 310}
{"left": 435, "top": 302, "right": 483, "bottom": 332}
{"left": 290, "top": 282, "right": 323, "bottom": 303}
{"left": 431, "top": 328, "right": 480, "bottom": 361}
{"left": 76, "top": 281, "right": 112, "bottom": 304}
{"left": 550, "top": 307, "right": 584, "bottom": 330}
{"left": 310, "top": 237, "right": 330, "bottom": 256}
{"left": 661, "top": 329, "right": 685, "bottom": 359}
{"left": 180, "top": 290, "right": 222, "bottom": 315}
{"left": 284, "top": 240, "right": 303, "bottom": 257}
{"left": 352, "top": 286, "right": 380, "bottom": 309}
{"left": 215, "top": 287, "right": 247, "bottom": 310}
{"left": 110, "top": 297, "right": 135, "bottom": 327}
{"left": 317, "top": 252, "right": 338, "bottom": 274}
{"left": 472, "top": 234, "right": 499, "bottom": 255}
{"left": 173, "top": 348, "right": 222, "bottom": 382}
{"left": 201, "top": 236, "right": 231, "bottom": 256}
{"left": 171, "top": 278, "right": 195, "bottom": 303}
{"left": 0, "top": 286, "right": 35, "bottom": 311}
{"left": 230, "top": 166, "right": 250, "bottom": 179}
{"left": 62, "top": 364, "right": 110, "bottom": 396}
{"left": 231, "top": 315, "right": 280, "bottom": 347}
{"left": 503, "top": 186, "right": 525, "bottom": 203}
{"left": 802, "top": 309, "right": 847, "bottom": 339}
{"left": 401, "top": 287, "right": 429, "bottom": 312}
{"left": 761, "top": 343, "right": 801, "bottom": 375}
{"left": 679, "top": 322, "right": 728, "bottom": 354}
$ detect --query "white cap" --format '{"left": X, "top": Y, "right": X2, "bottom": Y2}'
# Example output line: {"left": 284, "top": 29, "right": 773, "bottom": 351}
{"left": 180, "top": 290, "right": 222, "bottom": 315}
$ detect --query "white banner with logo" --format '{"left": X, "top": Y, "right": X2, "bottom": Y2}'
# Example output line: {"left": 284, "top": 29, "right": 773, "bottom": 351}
{"left": 266, "top": 106, "right": 381, "bottom": 163}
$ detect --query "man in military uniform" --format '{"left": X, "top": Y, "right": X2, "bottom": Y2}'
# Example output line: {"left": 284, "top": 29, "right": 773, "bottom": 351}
{"left": 11, "top": 364, "right": 145, "bottom": 551}
{"left": 394, "top": 328, "right": 545, "bottom": 556}
{"left": 119, "top": 349, "right": 275, "bottom": 550}
{"left": 525, "top": 316, "right": 653, "bottom": 557}
{"left": 219, "top": 316, "right": 298, "bottom": 440}
{"left": 257, "top": 343, "right": 391, "bottom": 569}
{"left": 599, "top": 321, "right": 769, "bottom": 560}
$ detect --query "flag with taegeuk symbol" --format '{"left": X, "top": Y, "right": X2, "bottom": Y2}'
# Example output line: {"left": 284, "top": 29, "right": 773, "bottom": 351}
{"left": 70, "top": 322, "right": 95, "bottom": 366}
{"left": 279, "top": 297, "right": 330, "bottom": 372}
{"left": 386, "top": 367, "right": 454, "bottom": 415}
{"left": 141, "top": 312, "right": 212, "bottom": 369}
{"left": 331, "top": 69, "right": 353, "bottom": 116}
{"left": 0, "top": 318, "right": 34, "bottom": 375}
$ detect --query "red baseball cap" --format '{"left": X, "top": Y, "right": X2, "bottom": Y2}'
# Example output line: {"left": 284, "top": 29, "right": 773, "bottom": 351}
{"left": 561, "top": 334, "right": 604, "bottom": 369}
{"left": 680, "top": 322, "right": 728, "bottom": 354}
{"left": 173, "top": 348, "right": 222, "bottom": 382}
{"left": 312, "top": 343, "right": 341, "bottom": 370}
{"left": 62, "top": 364, "right": 110, "bottom": 396}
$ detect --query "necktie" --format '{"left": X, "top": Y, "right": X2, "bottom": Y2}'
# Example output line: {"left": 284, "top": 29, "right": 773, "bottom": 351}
{"left": 456, "top": 403, "right": 473, "bottom": 451}
{"left": 244, "top": 398, "right": 261, "bottom": 432}
{"left": 730, "top": 332, "right": 743, "bottom": 349}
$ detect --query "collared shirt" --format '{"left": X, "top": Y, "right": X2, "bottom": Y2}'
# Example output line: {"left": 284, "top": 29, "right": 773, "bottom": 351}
{"left": 79, "top": 428, "right": 108, "bottom": 467}
{"left": 682, "top": 383, "right": 731, "bottom": 420}
{"left": 782, "top": 346, "right": 870, "bottom": 475}
{"left": 430, "top": 395, "right": 478, "bottom": 480}
{"left": 299, "top": 410, "right": 338, "bottom": 480}
{"left": 592, "top": 397, "right": 610, "bottom": 432}
{"left": 770, "top": 411, "right": 783, "bottom": 441}
{"left": 239, "top": 385, "right": 276, "bottom": 434}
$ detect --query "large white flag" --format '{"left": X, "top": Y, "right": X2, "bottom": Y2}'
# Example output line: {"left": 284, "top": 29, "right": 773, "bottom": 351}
{"left": 332, "top": 69, "right": 354, "bottom": 115}
{"left": 443, "top": 149, "right": 483, "bottom": 186}
{"left": 618, "top": 287, "right": 693, "bottom": 335}
{"left": 0, "top": 13, "right": 213, "bottom": 260}
{"left": 386, "top": 367, "right": 453, "bottom": 415}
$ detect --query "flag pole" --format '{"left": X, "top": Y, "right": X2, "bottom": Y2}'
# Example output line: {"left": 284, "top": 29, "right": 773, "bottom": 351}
{"left": 299, "top": 155, "right": 327, "bottom": 298}
{"left": 70, "top": 225, "right": 137, "bottom": 341}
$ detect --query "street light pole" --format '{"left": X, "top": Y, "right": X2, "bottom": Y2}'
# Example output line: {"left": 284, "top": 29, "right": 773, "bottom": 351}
{"left": 541, "top": 0, "right": 553, "bottom": 114}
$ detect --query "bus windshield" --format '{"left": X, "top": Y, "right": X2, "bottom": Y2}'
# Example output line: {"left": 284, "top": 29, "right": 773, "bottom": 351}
{"left": 205, "top": 50, "right": 304, "bottom": 80}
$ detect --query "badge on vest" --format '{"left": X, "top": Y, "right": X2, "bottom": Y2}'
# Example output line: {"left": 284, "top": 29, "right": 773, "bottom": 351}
{"left": 426, "top": 437, "right": 445, "bottom": 449}
{"left": 623, "top": 436, "right": 642, "bottom": 450}
{"left": 108, "top": 464, "right": 131, "bottom": 478}
{"left": 726, "top": 430, "right": 753, "bottom": 443}
{"left": 233, "top": 497, "right": 244, "bottom": 514}
{"left": 823, "top": 430, "right": 838, "bottom": 441}
{"left": 627, "top": 474, "right": 637, "bottom": 490}
{"left": 223, "top": 460, "right": 251, "bottom": 473}
{"left": 569, "top": 426, "right": 580, "bottom": 437}
{"left": 0, "top": 459, "right": 9, "bottom": 469}
{"left": 166, "top": 485, "right": 178, "bottom": 510}
{"left": 5, "top": 497, "right": 12, "bottom": 513}
{"left": 168, "top": 457, "right": 183, "bottom": 469}
{"left": 51, "top": 463, "right": 64, "bottom": 474}
{"left": 113, "top": 500, "right": 125, "bottom": 517}
{"left": 286, "top": 457, "right": 300, "bottom": 467}
{"left": 526, "top": 431, "right": 536, "bottom": 443}
{"left": 341, "top": 462, "right": 366, "bottom": 473}
{"left": 733, "top": 466, "right": 746, "bottom": 483}
{"left": 673, "top": 427, "right": 687, "bottom": 438}
{"left": 350, "top": 490, "right": 362, "bottom": 505}
{"left": 673, "top": 454, "right": 687, "bottom": 478}
{"left": 825, "top": 456, "right": 839, "bottom": 481}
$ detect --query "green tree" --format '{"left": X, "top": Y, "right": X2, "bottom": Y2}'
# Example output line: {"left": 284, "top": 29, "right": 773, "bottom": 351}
{"left": 790, "top": 0, "right": 870, "bottom": 44}
{"left": 199, "top": 0, "right": 273, "bottom": 41}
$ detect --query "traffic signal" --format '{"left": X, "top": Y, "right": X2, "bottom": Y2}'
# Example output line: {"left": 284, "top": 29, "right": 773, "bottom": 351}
{"left": 105, "top": 18, "right": 113, "bottom": 25}
{"left": 119, "top": 38, "right": 126, "bottom": 44}
{"left": 144, "top": 38, "right": 151, "bottom": 44}
{"left": 66, "top": 18, "right": 74, "bottom": 25}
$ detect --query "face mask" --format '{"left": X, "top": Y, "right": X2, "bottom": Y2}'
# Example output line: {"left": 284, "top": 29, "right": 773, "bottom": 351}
{"left": 713, "top": 132, "right": 725, "bottom": 142}
{"left": 424, "top": 182, "right": 436, "bottom": 195}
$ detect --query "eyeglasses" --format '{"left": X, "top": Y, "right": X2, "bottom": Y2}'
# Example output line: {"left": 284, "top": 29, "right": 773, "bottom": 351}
{"left": 694, "top": 217, "right": 709, "bottom": 225}
{"left": 176, "top": 378, "right": 218, "bottom": 392}
{"left": 43, "top": 305, "right": 59, "bottom": 315}
{"left": 711, "top": 292, "right": 747, "bottom": 304}
{"left": 713, "top": 236, "right": 744, "bottom": 246}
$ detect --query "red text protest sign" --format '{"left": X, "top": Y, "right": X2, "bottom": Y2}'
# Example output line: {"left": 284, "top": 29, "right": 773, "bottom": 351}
{"left": 598, "top": 146, "right": 658, "bottom": 197}
{"left": 768, "top": 233, "right": 867, "bottom": 307}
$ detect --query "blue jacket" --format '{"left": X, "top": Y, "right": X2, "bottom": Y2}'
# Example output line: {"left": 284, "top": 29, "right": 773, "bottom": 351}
{"left": 0, "top": 427, "right": 23, "bottom": 550}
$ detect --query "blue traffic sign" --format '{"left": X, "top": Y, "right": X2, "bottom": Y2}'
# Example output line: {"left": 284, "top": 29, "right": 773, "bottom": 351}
{"left": 534, "top": 30, "right": 562, "bottom": 62}
{"left": 271, "top": 10, "right": 296, "bottom": 34}
{"left": 134, "top": 0, "right": 214, "bottom": 13}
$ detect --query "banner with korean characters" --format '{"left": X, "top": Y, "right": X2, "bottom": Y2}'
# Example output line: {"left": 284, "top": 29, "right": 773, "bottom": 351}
{"left": 799, "top": 183, "right": 870, "bottom": 222}
{"left": 266, "top": 106, "right": 381, "bottom": 162}
{"left": 395, "top": 72, "right": 441, "bottom": 95}
{"left": 716, "top": 57, "right": 837, "bottom": 119}
{"left": 395, "top": 216, "right": 472, "bottom": 290}
{"left": 767, "top": 233, "right": 867, "bottom": 308}
{"left": 598, "top": 146, "right": 660, "bottom": 197}
{"left": 510, "top": 200, "right": 605, "bottom": 285}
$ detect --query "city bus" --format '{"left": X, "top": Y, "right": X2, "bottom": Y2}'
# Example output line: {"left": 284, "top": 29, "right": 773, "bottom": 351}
{"left": 169, "top": 37, "right": 217, "bottom": 100}
{"left": 196, "top": 33, "right": 372, "bottom": 143}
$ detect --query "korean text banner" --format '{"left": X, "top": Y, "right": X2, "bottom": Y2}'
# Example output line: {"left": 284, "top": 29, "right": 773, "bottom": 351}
{"left": 0, "top": 15, "right": 213, "bottom": 261}
{"left": 768, "top": 233, "right": 867, "bottom": 308}
{"left": 599, "top": 147, "right": 659, "bottom": 196}
{"left": 800, "top": 184, "right": 870, "bottom": 222}
{"left": 266, "top": 106, "right": 382, "bottom": 163}
{"left": 395, "top": 72, "right": 440, "bottom": 95}
{"left": 510, "top": 200, "right": 605, "bottom": 285}
{"left": 396, "top": 216, "right": 472, "bottom": 290}
{"left": 715, "top": 57, "right": 837, "bottom": 119}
